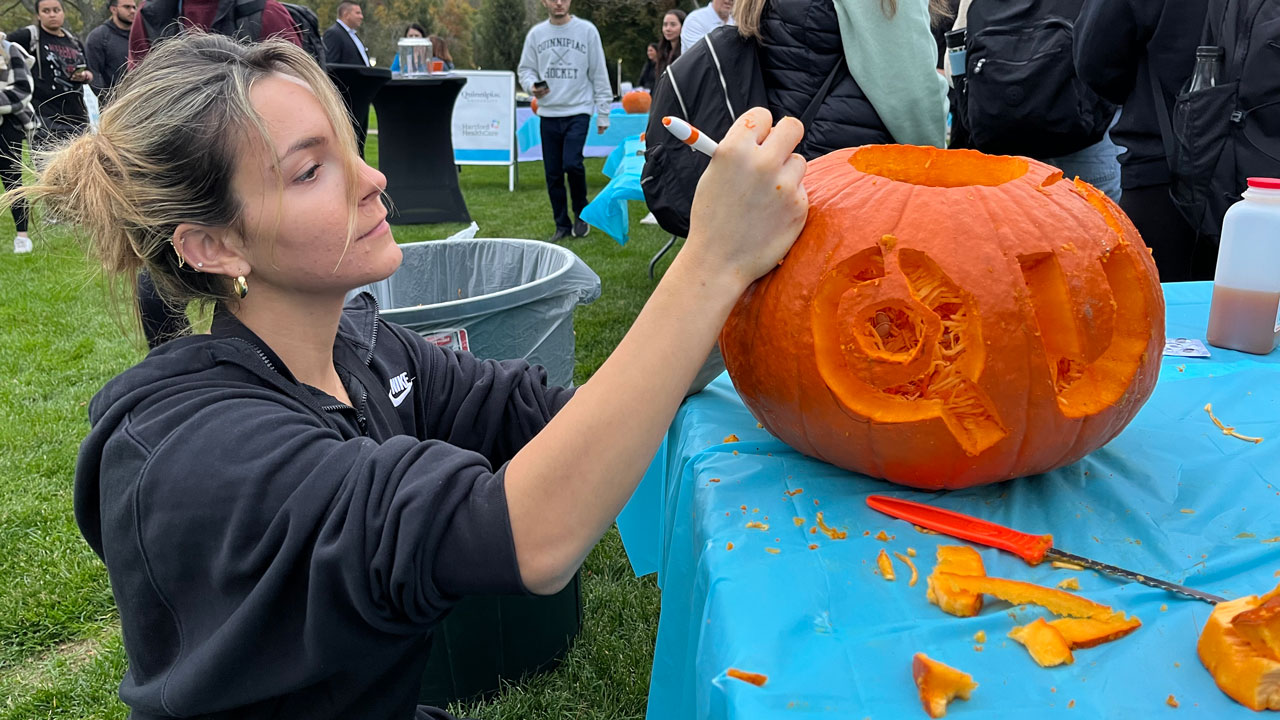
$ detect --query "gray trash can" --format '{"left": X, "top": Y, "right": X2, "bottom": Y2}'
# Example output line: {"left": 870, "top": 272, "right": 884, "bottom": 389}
{"left": 356, "top": 238, "right": 601, "bottom": 386}
{"left": 354, "top": 238, "right": 600, "bottom": 706}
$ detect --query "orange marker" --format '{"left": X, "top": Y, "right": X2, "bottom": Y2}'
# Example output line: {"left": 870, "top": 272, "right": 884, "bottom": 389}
{"left": 662, "top": 116, "right": 718, "bottom": 157}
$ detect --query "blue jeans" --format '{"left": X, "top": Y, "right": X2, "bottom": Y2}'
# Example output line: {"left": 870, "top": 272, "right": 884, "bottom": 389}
{"left": 1039, "top": 130, "right": 1123, "bottom": 202}
{"left": 539, "top": 114, "right": 591, "bottom": 231}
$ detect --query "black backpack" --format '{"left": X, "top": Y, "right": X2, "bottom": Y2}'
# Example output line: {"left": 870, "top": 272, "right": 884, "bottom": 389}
{"left": 280, "top": 3, "right": 326, "bottom": 71}
{"left": 1157, "top": 0, "right": 1280, "bottom": 238}
{"left": 139, "top": 0, "right": 326, "bottom": 70}
{"left": 956, "top": 0, "right": 1115, "bottom": 158}
{"left": 641, "top": 26, "right": 839, "bottom": 239}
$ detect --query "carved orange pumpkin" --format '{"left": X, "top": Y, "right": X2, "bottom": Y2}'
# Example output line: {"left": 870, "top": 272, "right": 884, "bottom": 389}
{"left": 621, "top": 90, "right": 651, "bottom": 114}
{"left": 720, "top": 145, "right": 1164, "bottom": 489}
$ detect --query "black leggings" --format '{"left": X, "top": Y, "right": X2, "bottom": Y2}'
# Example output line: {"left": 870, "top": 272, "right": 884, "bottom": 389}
{"left": 1120, "top": 184, "right": 1218, "bottom": 282}
{"left": 0, "top": 121, "right": 29, "bottom": 233}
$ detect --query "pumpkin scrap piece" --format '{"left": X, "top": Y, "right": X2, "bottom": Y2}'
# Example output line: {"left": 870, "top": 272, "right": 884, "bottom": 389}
{"left": 1167, "top": 695, "right": 1179, "bottom": 708}
{"left": 933, "top": 573, "right": 1134, "bottom": 622}
{"left": 1048, "top": 617, "right": 1142, "bottom": 649}
{"left": 815, "top": 511, "right": 848, "bottom": 540}
{"left": 974, "top": 630, "right": 986, "bottom": 643}
{"left": 1057, "top": 577, "right": 1081, "bottom": 591}
{"left": 1009, "top": 618, "right": 1075, "bottom": 667}
{"left": 726, "top": 542, "right": 734, "bottom": 550}
{"left": 726, "top": 668, "right": 768, "bottom": 686}
{"left": 875, "top": 530, "right": 890, "bottom": 541}
{"left": 1197, "top": 584, "right": 1280, "bottom": 710}
{"left": 724, "top": 434, "right": 740, "bottom": 443}
{"left": 895, "top": 551, "right": 920, "bottom": 586}
{"left": 794, "top": 517, "right": 806, "bottom": 526}
{"left": 926, "top": 546, "right": 987, "bottom": 618}
{"left": 1204, "top": 403, "right": 1264, "bottom": 444}
{"left": 878, "top": 549, "right": 896, "bottom": 580}
{"left": 1052, "top": 560, "right": 1085, "bottom": 571}
{"left": 785, "top": 488, "right": 804, "bottom": 496}
{"left": 765, "top": 547, "right": 781, "bottom": 555}
{"left": 1231, "top": 592, "right": 1280, "bottom": 661}
{"left": 912, "top": 653, "right": 977, "bottom": 719}
{"left": 745, "top": 521, "right": 770, "bottom": 531}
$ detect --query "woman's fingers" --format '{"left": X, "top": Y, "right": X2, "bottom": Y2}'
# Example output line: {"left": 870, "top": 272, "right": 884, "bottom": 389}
{"left": 721, "top": 107, "right": 775, "bottom": 149}
{"left": 761, "top": 116, "right": 805, "bottom": 159}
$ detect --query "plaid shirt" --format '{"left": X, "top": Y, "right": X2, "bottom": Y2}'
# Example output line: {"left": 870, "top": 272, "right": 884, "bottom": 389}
{"left": 0, "top": 37, "right": 39, "bottom": 131}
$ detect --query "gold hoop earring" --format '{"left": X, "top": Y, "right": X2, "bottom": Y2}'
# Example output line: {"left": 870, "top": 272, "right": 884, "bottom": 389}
{"left": 234, "top": 275, "right": 248, "bottom": 299}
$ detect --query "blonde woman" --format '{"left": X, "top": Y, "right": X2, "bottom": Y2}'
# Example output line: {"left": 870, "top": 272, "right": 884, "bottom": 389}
{"left": 735, "top": 0, "right": 950, "bottom": 159}
{"left": 8, "top": 33, "right": 808, "bottom": 719}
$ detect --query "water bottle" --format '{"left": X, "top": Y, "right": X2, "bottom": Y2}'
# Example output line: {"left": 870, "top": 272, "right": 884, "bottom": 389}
{"left": 1206, "top": 177, "right": 1280, "bottom": 355}
{"left": 1186, "top": 46, "right": 1224, "bottom": 93}
{"left": 396, "top": 37, "right": 433, "bottom": 78}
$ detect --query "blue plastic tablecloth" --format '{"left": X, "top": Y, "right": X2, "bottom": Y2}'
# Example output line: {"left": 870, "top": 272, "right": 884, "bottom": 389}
{"left": 579, "top": 135, "right": 646, "bottom": 245}
{"left": 616, "top": 281, "right": 1280, "bottom": 719}
{"left": 515, "top": 107, "right": 649, "bottom": 162}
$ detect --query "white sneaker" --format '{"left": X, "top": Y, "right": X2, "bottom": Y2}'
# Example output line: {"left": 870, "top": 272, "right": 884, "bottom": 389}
{"left": 13, "top": 235, "right": 32, "bottom": 254}
{"left": 640, "top": 211, "right": 658, "bottom": 225}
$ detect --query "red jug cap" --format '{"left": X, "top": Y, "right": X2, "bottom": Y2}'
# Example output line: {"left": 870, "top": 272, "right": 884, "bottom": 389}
{"left": 1246, "top": 177, "right": 1280, "bottom": 190}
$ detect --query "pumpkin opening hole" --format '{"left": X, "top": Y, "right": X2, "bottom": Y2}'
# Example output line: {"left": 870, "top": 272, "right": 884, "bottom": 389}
{"left": 850, "top": 146, "right": 1029, "bottom": 188}
{"left": 866, "top": 306, "right": 921, "bottom": 355}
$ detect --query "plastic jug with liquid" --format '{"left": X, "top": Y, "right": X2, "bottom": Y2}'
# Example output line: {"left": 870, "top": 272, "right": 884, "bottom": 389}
{"left": 1206, "top": 177, "right": 1280, "bottom": 355}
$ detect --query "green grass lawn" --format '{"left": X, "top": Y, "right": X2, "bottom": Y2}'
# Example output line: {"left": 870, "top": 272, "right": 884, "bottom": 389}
{"left": 0, "top": 146, "right": 676, "bottom": 718}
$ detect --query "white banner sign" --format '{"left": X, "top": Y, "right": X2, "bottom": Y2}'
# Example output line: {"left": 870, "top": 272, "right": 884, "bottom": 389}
{"left": 451, "top": 70, "right": 517, "bottom": 166}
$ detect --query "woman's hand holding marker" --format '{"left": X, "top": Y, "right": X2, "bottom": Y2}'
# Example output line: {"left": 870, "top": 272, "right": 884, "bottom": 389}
{"left": 676, "top": 108, "right": 809, "bottom": 286}
{"left": 663, "top": 116, "right": 720, "bottom": 157}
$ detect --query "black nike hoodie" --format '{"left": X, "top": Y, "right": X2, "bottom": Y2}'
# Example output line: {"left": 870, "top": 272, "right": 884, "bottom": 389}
{"left": 74, "top": 293, "right": 572, "bottom": 719}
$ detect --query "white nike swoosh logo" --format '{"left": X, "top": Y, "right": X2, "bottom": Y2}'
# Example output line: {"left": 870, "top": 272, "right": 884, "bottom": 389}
{"left": 388, "top": 381, "right": 414, "bottom": 407}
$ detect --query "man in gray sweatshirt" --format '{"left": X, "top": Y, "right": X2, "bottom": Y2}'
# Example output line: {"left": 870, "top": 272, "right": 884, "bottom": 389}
{"left": 518, "top": 0, "right": 613, "bottom": 242}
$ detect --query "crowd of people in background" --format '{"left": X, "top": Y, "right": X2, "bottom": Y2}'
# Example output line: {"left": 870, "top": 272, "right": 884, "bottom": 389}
{"left": 4, "top": 0, "right": 1277, "bottom": 283}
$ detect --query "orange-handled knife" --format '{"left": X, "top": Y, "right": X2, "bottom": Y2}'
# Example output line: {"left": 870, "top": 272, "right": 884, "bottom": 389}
{"left": 866, "top": 494, "right": 1225, "bottom": 605}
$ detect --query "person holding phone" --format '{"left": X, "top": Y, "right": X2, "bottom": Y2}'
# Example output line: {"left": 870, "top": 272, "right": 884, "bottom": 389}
{"left": 8, "top": 0, "right": 93, "bottom": 151}
{"left": 518, "top": 0, "right": 613, "bottom": 242}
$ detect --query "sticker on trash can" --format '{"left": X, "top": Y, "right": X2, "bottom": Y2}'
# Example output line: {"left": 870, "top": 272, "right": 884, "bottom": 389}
{"left": 423, "top": 328, "right": 470, "bottom": 352}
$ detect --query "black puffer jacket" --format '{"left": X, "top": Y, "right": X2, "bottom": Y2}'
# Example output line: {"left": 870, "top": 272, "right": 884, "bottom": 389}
{"left": 757, "top": 0, "right": 892, "bottom": 159}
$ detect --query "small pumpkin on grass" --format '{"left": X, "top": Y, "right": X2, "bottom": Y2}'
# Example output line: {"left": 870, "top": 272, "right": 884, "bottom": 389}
{"left": 720, "top": 145, "right": 1164, "bottom": 488}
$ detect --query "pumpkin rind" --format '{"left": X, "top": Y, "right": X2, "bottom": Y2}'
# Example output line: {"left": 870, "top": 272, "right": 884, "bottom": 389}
{"left": 720, "top": 145, "right": 1164, "bottom": 488}
{"left": 926, "top": 545, "right": 986, "bottom": 617}
{"left": 912, "top": 653, "right": 978, "bottom": 718}
{"left": 1198, "top": 590, "right": 1280, "bottom": 711}
{"left": 1231, "top": 592, "right": 1280, "bottom": 661}
{"left": 1009, "top": 617, "right": 1074, "bottom": 667}
{"left": 1048, "top": 616, "right": 1142, "bottom": 649}
{"left": 934, "top": 573, "right": 1135, "bottom": 623}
